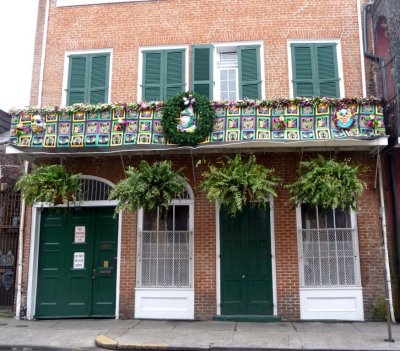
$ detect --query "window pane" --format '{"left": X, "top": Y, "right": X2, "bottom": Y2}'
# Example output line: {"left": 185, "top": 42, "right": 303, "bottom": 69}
{"left": 143, "top": 209, "right": 158, "bottom": 231}
{"left": 301, "top": 204, "right": 317, "bottom": 229}
{"left": 175, "top": 205, "right": 189, "bottom": 231}
{"left": 318, "top": 207, "right": 334, "bottom": 228}
{"left": 335, "top": 209, "right": 351, "bottom": 228}
{"left": 220, "top": 70, "right": 227, "bottom": 80}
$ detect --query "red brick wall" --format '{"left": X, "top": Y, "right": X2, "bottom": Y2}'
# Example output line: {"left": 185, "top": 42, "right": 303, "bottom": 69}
{"left": 30, "top": 0, "right": 365, "bottom": 106}
{"left": 19, "top": 152, "right": 385, "bottom": 320}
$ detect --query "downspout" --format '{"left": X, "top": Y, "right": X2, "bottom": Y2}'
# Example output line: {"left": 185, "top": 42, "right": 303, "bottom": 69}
{"left": 15, "top": 160, "right": 29, "bottom": 320}
{"left": 378, "top": 153, "right": 396, "bottom": 324}
{"left": 363, "top": 3, "right": 388, "bottom": 100}
{"left": 37, "top": 0, "right": 50, "bottom": 107}
{"left": 357, "top": 0, "right": 367, "bottom": 97}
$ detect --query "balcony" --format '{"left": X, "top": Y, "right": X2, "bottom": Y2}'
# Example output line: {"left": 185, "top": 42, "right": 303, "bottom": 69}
{"left": 7, "top": 97, "right": 388, "bottom": 155}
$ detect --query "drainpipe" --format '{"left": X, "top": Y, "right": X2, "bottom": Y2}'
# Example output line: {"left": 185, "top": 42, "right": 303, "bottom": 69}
{"left": 15, "top": 160, "right": 29, "bottom": 320}
{"left": 363, "top": 3, "right": 388, "bottom": 100}
{"left": 37, "top": 0, "right": 50, "bottom": 107}
{"left": 357, "top": 0, "right": 367, "bottom": 97}
{"left": 378, "top": 153, "right": 396, "bottom": 326}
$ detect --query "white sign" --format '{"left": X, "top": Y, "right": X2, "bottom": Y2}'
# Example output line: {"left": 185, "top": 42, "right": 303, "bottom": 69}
{"left": 73, "top": 252, "right": 85, "bottom": 269}
{"left": 74, "top": 226, "right": 86, "bottom": 243}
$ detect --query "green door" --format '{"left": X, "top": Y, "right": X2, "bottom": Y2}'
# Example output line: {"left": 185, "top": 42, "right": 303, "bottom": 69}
{"left": 35, "top": 207, "right": 117, "bottom": 318}
{"left": 220, "top": 205, "right": 273, "bottom": 315}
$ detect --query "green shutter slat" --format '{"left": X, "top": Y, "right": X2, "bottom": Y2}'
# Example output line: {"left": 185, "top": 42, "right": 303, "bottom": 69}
{"left": 143, "top": 51, "right": 162, "bottom": 100}
{"left": 192, "top": 45, "right": 213, "bottom": 98}
{"left": 238, "top": 46, "right": 261, "bottom": 99}
{"left": 67, "top": 56, "right": 87, "bottom": 105}
{"left": 165, "top": 50, "right": 185, "bottom": 99}
{"left": 293, "top": 46, "right": 313, "bottom": 80}
{"left": 317, "top": 45, "right": 339, "bottom": 97}
{"left": 291, "top": 43, "right": 339, "bottom": 98}
{"left": 89, "top": 54, "right": 109, "bottom": 104}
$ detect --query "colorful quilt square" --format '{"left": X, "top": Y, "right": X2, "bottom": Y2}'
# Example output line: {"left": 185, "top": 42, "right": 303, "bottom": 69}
{"left": 153, "top": 134, "right": 166, "bottom": 144}
{"left": 137, "top": 133, "right": 152, "bottom": 144}
{"left": 316, "top": 129, "right": 331, "bottom": 139}
{"left": 18, "top": 136, "right": 32, "bottom": 147}
{"left": 87, "top": 111, "right": 99, "bottom": 120}
{"left": 212, "top": 117, "right": 226, "bottom": 132}
{"left": 73, "top": 112, "right": 86, "bottom": 122}
{"left": 271, "top": 117, "right": 286, "bottom": 131}
{"left": 140, "top": 109, "right": 153, "bottom": 119}
{"left": 46, "top": 123, "right": 57, "bottom": 134}
{"left": 242, "top": 106, "right": 256, "bottom": 115}
{"left": 227, "top": 117, "right": 240, "bottom": 129}
{"left": 126, "top": 110, "right": 139, "bottom": 119}
{"left": 286, "top": 104, "right": 299, "bottom": 115}
{"left": 71, "top": 135, "right": 84, "bottom": 147}
{"left": 59, "top": 122, "right": 71, "bottom": 135}
{"left": 154, "top": 109, "right": 163, "bottom": 119}
{"left": 257, "top": 117, "right": 270, "bottom": 130}
{"left": 300, "top": 105, "right": 314, "bottom": 115}
{"left": 211, "top": 131, "right": 224, "bottom": 142}
{"left": 97, "top": 134, "right": 110, "bottom": 146}
{"left": 9, "top": 138, "right": 18, "bottom": 146}
{"left": 242, "top": 130, "right": 255, "bottom": 140}
{"left": 59, "top": 112, "right": 71, "bottom": 121}
{"left": 227, "top": 106, "right": 241, "bottom": 116}
{"left": 44, "top": 135, "right": 57, "bottom": 147}
{"left": 124, "top": 133, "right": 137, "bottom": 144}
{"left": 271, "top": 130, "right": 285, "bottom": 139}
{"left": 257, "top": 130, "right": 270, "bottom": 140}
{"left": 45, "top": 113, "right": 58, "bottom": 122}
{"left": 126, "top": 120, "right": 138, "bottom": 133}
{"left": 111, "top": 133, "right": 123, "bottom": 146}
{"left": 285, "top": 130, "right": 300, "bottom": 140}
{"left": 86, "top": 121, "right": 98, "bottom": 134}
{"left": 72, "top": 123, "right": 85, "bottom": 135}
{"left": 226, "top": 130, "right": 240, "bottom": 141}
{"left": 98, "top": 121, "right": 111, "bottom": 134}
{"left": 57, "top": 135, "right": 70, "bottom": 147}
{"left": 316, "top": 115, "right": 329, "bottom": 128}
{"left": 286, "top": 117, "right": 299, "bottom": 129}
{"left": 153, "top": 120, "right": 164, "bottom": 134}
{"left": 100, "top": 110, "right": 111, "bottom": 120}
{"left": 139, "top": 120, "right": 152, "bottom": 132}
{"left": 257, "top": 106, "right": 271, "bottom": 116}
{"left": 32, "top": 136, "right": 44, "bottom": 147}
{"left": 332, "top": 129, "right": 347, "bottom": 139}
{"left": 113, "top": 109, "right": 125, "bottom": 120}
{"left": 20, "top": 114, "right": 31, "bottom": 123}
{"left": 85, "top": 135, "right": 97, "bottom": 146}
{"left": 376, "top": 104, "right": 383, "bottom": 115}
{"left": 242, "top": 116, "right": 256, "bottom": 129}
{"left": 301, "top": 117, "right": 314, "bottom": 131}
{"left": 11, "top": 115, "right": 19, "bottom": 123}
{"left": 214, "top": 107, "right": 226, "bottom": 117}
{"left": 316, "top": 104, "right": 330, "bottom": 115}
{"left": 272, "top": 107, "right": 285, "bottom": 116}
{"left": 301, "top": 130, "right": 315, "bottom": 140}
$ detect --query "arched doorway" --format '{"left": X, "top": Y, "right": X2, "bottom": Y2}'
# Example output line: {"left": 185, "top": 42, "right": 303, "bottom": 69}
{"left": 29, "top": 176, "right": 120, "bottom": 319}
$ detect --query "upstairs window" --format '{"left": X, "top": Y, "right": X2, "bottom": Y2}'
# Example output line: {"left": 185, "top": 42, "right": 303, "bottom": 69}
{"left": 291, "top": 43, "right": 340, "bottom": 98}
{"left": 191, "top": 44, "right": 262, "bottom": 100}
{"left": 66, "top": 53, "right": 110, "bottom": 105}
{"left": 141, "top": 49, "right": 186, "bottom": 101}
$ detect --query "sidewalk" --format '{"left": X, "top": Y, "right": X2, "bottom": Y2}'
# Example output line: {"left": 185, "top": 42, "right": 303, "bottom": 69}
{"left": 0, "top": 318, "right": 400, "bottom": 350}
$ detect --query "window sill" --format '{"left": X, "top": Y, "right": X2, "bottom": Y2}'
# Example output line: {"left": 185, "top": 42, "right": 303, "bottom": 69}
{"left": 57, "top": 0, "right": 154, "bottom": 7}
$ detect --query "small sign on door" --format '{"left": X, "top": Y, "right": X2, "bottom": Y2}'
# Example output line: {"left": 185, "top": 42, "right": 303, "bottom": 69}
{"left": 73, "top": 252, "right": 85, "bottom": 269}
{"left": 74, "top": 226, "right": 86, "bottom": 243}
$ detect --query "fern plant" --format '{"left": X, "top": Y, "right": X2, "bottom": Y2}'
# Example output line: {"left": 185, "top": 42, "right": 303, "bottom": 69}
{"left": 15, "top": 164, "right": 82, "bottom": 206}
{"left": 201, "top": 154, "right": 280, "bottom": 216}
{"left": 287, "top": 155, "right": 366, "bottom": 209}
{"left": 108, "top": 160, "right": 187, "bottom": 215}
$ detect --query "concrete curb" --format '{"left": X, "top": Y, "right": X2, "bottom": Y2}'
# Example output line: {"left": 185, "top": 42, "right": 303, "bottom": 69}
{"left": 95, "top": 335, "right": 118, "bottom": 350}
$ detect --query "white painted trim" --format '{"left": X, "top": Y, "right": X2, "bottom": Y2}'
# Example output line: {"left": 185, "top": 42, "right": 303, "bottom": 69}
{"left": 287, "top": 39, "right": 345, "bottom": 98}
{"left": 26, "top": 175, "right": 120, "bottom": 320}
{"left": 57, "top": 0, "right": 155, "bottom": 6}
{"left": 137, "top": 45, "right": 189, "bottom": 102}
{"left": 135, "top": 288, "right": 194, "bottom": 319}
{"left": 269, "top": 197, "right": 277, "bottom": 316}
{"left": 215, "top": 203, "right": 221, "bottom": 315}
{"left": 300, "top": 287, "right": 364, "bottom": 320}
{"left": 216, "top": 200, "right": 277, "bottom": 316}
{"left": 26, "top": 207, "right": 41, "bottom": 320}
{"left": 61, "top": 49, "right": 113, "bottom": 107}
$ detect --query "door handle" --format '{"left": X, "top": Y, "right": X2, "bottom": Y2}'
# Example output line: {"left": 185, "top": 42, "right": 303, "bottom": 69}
{"left": 241, "top": 275, "right": 246, "bottom": 279}
{"left": 92, "top": 268, "right": 96, "bottom": 280}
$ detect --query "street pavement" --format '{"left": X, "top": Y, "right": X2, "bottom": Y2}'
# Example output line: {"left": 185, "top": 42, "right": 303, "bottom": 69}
{"left": 1, "top": 318, "right": 400, "bottom": 350}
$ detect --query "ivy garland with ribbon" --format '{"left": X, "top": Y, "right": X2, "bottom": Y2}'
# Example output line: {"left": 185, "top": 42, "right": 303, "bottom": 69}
{"left": 162, "top": 92, "right": 215, "bottom": 146}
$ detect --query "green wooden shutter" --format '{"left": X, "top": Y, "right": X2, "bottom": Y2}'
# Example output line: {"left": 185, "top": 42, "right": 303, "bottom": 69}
{"left": 238, "top": 45, "right": 261, "bottom": 99}
{"left": 165, "top": 50, "right": 185, "bottom": 100}
{"left": 316, "top": 44, "right": 339, "bottom": 98}
{"left": 191, "top": 45, "right": 213, "bottom": 98}
{"left": 142, "top": 51, "right": 162, "bottom": 100}
{"left": 291, "top": 45, "right": 315, "bottom": 98}
{"left": 291, "top": 43, "right": 339, "bottom": 98}
{"left": 89, "top": 54, "right": 110, "bottom": 104}
{"left": 67, "top": 56, "right": 87, "bottom": 105}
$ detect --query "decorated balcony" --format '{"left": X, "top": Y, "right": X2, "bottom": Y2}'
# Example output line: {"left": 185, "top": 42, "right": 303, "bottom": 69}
{"left": 7, "top": 94, "right": 387, "bottom": 154}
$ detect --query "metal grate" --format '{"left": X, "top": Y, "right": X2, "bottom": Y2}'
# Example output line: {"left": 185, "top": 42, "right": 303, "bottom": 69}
{"left": 0, "top": 190, "right": 20, "bottom": 310}
{"left": 80, "top": 178, "right": 113, "bottom": 201}
{"left": 137, "top": 231, "right": 192, "bottom": 288}
{"left": 299, "top": 228, "right": 360, "bottom": 288}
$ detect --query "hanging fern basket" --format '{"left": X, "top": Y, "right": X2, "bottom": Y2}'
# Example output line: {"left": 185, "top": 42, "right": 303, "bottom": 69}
{"left": 201, "top": 154, "right": 280, "bottom": 217}
{"left": 286, "top": 155, "right": 366, "bottom": 210}
{"left": 15, "top": 164, "right": 82, "bottom": 206}
{"left": 108, "top": 160, "right": 188, "bottom": 216}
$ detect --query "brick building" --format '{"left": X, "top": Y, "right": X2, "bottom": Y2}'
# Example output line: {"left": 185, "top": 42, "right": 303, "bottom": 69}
{"left": 5, "top": 0, "right": 392, "bottom": 321}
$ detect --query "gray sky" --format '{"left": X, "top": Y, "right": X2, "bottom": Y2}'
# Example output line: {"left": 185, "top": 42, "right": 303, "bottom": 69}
{"left": 0, "top": 0, "right": 39, "bottom": 111}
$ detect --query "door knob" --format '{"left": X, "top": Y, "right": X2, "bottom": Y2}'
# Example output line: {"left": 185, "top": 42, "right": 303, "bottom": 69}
{"left": 241, "top": 275, "right": 246, "bottom": 279}
{"left": 92, "top": 268, "right": 96, "bottom": 280}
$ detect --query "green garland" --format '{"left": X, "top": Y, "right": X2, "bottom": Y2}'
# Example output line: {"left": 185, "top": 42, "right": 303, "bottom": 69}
{"left": 161, "top": 92, "right": 215, "bottom": 146}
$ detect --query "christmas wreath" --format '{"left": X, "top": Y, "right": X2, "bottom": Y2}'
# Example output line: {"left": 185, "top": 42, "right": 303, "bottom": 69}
{"left": 162, "top": 92, "right": 215, "bottom": 146}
